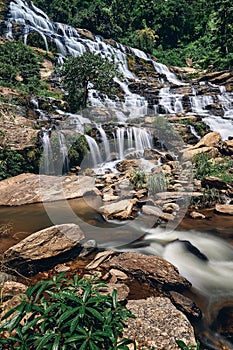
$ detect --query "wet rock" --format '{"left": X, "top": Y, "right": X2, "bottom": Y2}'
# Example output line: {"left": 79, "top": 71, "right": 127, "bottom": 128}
{"left": 0, "top": 174, "right": 96, "bottom": 205}
{"left": 142, "top": 205, "right": 174, "bottom": 221}
{"left": 215, "top": 204, "right": 233, "bottom": 215}
{"left": 155, "top": 191, "right": 203, "bottom": 201}
{"left": 143, "top": 148, "right": 162, "bottom": 160}
{"left": 99, "top": 198, "right": 138, "bottom": 220}
{"left": 190, "top": 211, "right": 206, "bottom": 219}
{"left": 125, "top": 297, "right": 196, "bottom": 349}
{"left": 169, "top": 291, "right": 202, "bottom": 320}
{"left": 3, "top": 224, "right": 85, "bottom": 275}
{"left": 163, "top": 202, "right": 180, "bottom": 213}
{"left": 109, "top": 252, "right": 191, "bottom": 290}
{"left": 212, "top": 306, "right": 233, "bottom": 343}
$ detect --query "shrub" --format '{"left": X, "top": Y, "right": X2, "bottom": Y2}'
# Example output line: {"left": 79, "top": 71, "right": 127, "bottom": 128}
{"left": 129, "top": 168, "right": 146, "bottom": 189}
{"left": 0, "top": 274, "right": 134, "bottom": 349}
{"left": 147, "top": 172, "right": 167, "bottom": 195}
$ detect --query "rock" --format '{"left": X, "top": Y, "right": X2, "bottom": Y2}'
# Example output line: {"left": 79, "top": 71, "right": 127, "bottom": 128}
{"left": 109, "top": 252, "right": 191, "bottom": 290}
{"left": 99, "top": 283, "right": 129, "bottom": 301}
{"left": 143, "top": 148, "right": 162, "bottom": 160}
{"left": 125, "top": 297, "right": 197, "bottom": 349}
{"left": 212, "top": 306, "right": 233, "bottom": 342}
{"left": 190, "top": 211, "right": 206, "bottom": 219}
{"left": 3, "top": 224, "right": 85, "bottom": 275}
{"left": 194, "top": 132, "right": 222, "bottom": 148}
{"left": 109, "top": 269, "right": 128, "bottom": 281}
{"left": 99, "top": 199, "right": 138, "bottom": 219}
{"left": 183, "top": 146, "right": 218, "bottom": 159}
{"left": 155, "top": 191, "right": 203, "bottom": 201}
{"left": 222, "top": 139, "right": 233, "bottom": 155}
{"left": 1, "top": 281, "right": 27, "bottom": 298}
{"left": 215, "top": 204, "right": 233, "bottom": 215}
{"left": 169, "top": 291, "right": 202, "bottom": 320}
{"left": 0, "top": 174, "right": 95, "bottom": 205}
{"left": 142, "top": 205, "right": 174, "bottom": 221}
{"left": 163, "top": 202, "right": 180, "bottom": 213}
{"left": 0, "top": 272, "right": 17, "bottom": 284}
{"left": 79, "top": 240, "right": 97, "bottom": 257}
{"left": 0, "top": 105, "right": 38, "bottom": 150}
{"left": 201, "top": 176, "right": 228, "bottom": 190}
{"left": 86, "top": 250, "right": 116, "bottom": 270}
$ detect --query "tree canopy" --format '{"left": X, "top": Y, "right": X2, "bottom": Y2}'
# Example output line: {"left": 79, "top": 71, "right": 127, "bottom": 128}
{"left": 57, "top": 52, "right": 122, "bottom": 111}
{"left": 33, "top": 0, "right": 233, "bottom": 70}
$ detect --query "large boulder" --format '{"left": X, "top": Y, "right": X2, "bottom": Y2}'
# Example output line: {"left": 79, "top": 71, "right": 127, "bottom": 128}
{"left": 3, "top": 224, "right": 85, "bottom": 275}
{"left": 182, "top": 132, "right": 222, "bottom": 159}
{"left": 125, "top": 297, "right": 197, "bottom": 349}
{"left": 109, "top": 252, "right": 191, "bottom": 290}
{"left": 0, "top": 174, "right": 95, "bottom": 205}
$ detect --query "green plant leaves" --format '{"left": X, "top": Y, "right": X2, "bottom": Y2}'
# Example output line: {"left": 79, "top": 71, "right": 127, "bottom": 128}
{"left": 0, "top": 274, "right": 134, "bottom": 349}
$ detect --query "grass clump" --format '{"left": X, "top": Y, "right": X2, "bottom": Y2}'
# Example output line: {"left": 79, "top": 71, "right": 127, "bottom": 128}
{"left": 192, "top": 153, "right": 233, "bottom": 183}
{"left": 0, "top": 274, "right": 134, "bottom": 349}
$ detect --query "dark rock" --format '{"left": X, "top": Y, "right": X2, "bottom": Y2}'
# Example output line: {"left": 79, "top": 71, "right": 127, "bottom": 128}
{"left": 170, "top": 291, "right": 202, "bottom": 320}
{"left": 201, "top": 176, "right": 228, "bottom": 190}
{"left": 109, "top": 252, "right": 191, "bottom": 291}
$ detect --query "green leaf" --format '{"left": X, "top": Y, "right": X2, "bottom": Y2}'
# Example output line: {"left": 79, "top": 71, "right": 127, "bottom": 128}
{"left": 52, "top": 334, "right": 61, "bottom": 350}
{"left": 64, "top": 335, "right": 87, "bottom": 343}
{"left": 112, "top": 289, "right": 118, "bottom": 309}
{"left": 86, "top": 307, "right": 104, "bottom": 322}
{"left": 57, "top": 306, "right": 80, "bottom": 325}
{"left": 176, "top": 340, "right": 190, "bottom": 349}
{"left": 36, "top": 333, "right": 55, "bottom": 350}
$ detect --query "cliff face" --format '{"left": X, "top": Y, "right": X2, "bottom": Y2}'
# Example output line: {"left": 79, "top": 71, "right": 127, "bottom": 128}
{"left": 0, "top": 103, "right": 38, "bottom": 150}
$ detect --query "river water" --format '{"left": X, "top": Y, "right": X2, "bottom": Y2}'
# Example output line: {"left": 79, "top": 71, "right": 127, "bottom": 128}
{"left": 1, "top": 197, "right": 233, "bottom": 349}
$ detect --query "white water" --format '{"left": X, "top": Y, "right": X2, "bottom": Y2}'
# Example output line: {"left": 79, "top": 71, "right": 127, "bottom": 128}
{"left": 41, "top": 130, "right": 54, "bottom": 174}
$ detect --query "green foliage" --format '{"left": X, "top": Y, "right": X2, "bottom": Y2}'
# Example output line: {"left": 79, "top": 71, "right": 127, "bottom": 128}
{"left": 57, "top": 52, "right": 122, "bottom": 111}
{"left": 0, "top": 274, "right": 134, "bottom": 349}
{"left": 0, "top": 148, "right": 40, "bottom": 180}
{"left": 0, "top": 40, "right": 42, "bottom": 94}
{"left": 68, "top": 134, "right": 88, "bottom": 167}
{"left": 31, "top": 0, "right": 231, "bottom": 70}
{"left": 147, "top": 172, "right": 168, "bottom": 195}
{"left": 191, "top": 186, "right": 223, "bottom": 208}
{"left": 176, "top": 339, "right": 200, "bottom": 350}
{"left": 129, "top": 168, "right": 146, "bottom": 189}
{"left": 192, "top": 153, "right": 233, "bottom": 183}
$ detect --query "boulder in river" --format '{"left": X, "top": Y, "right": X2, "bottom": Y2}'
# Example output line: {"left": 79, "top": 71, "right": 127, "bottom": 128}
{"left": 0, "top": 173, "right": 95, "bottom": 206}
{"left": 3, "top": 224, "right": 85, "bottom": 275}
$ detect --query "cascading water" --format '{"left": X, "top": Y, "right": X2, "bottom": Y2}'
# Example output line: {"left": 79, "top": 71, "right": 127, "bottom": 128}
{"left": 40, "top": 129, "right": 54, "bottom": 174}
{"left": 58, "top": 131, "right": 69, "bottom": 173}
{"left": 83, "top": 126, "right": 154, "bottom": 169}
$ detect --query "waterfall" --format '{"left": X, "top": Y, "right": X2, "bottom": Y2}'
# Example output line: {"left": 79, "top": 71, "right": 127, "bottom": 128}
{"left": 189, "top": 125, "right": 201, "bottom": 140}
{"left": 58, "top": 131, "right": 69, "bottom": 173}
{"left": 85, "top": 135, "right": 103, "bottom": 167}
{"left": 96, "top": 125, "right": 111, "bottom": 161}
{"left": 114, "top": 126, "right": 153, "bottom": 159}
{"left": 41, "top": 130, "right": 54, "bottom": 174}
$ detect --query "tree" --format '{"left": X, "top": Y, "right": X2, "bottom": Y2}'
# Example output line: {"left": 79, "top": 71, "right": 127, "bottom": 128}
{"left": 57, "top": 52, "right": 122, "bottom": 111}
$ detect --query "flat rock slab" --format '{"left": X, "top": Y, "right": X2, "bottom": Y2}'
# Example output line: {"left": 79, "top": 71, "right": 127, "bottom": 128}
{"left": 0, "top": 173, "right": 95, "bottom": 206}
{"left": 125, "top": 297, "right": 196, "bottom": 349}
{"left": 109, "top": 252, "right": 191, "bottom": 290}
{"left": 3, "top": 224, "right": 85, "bottom": 274}
{"left": 215, "top": 204, "right": 233, "bottom": 216}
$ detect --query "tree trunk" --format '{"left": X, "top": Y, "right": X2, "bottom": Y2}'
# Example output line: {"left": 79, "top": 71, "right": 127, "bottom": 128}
{"left": 83, "top": 80, "right": 88, "bottom": 108}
